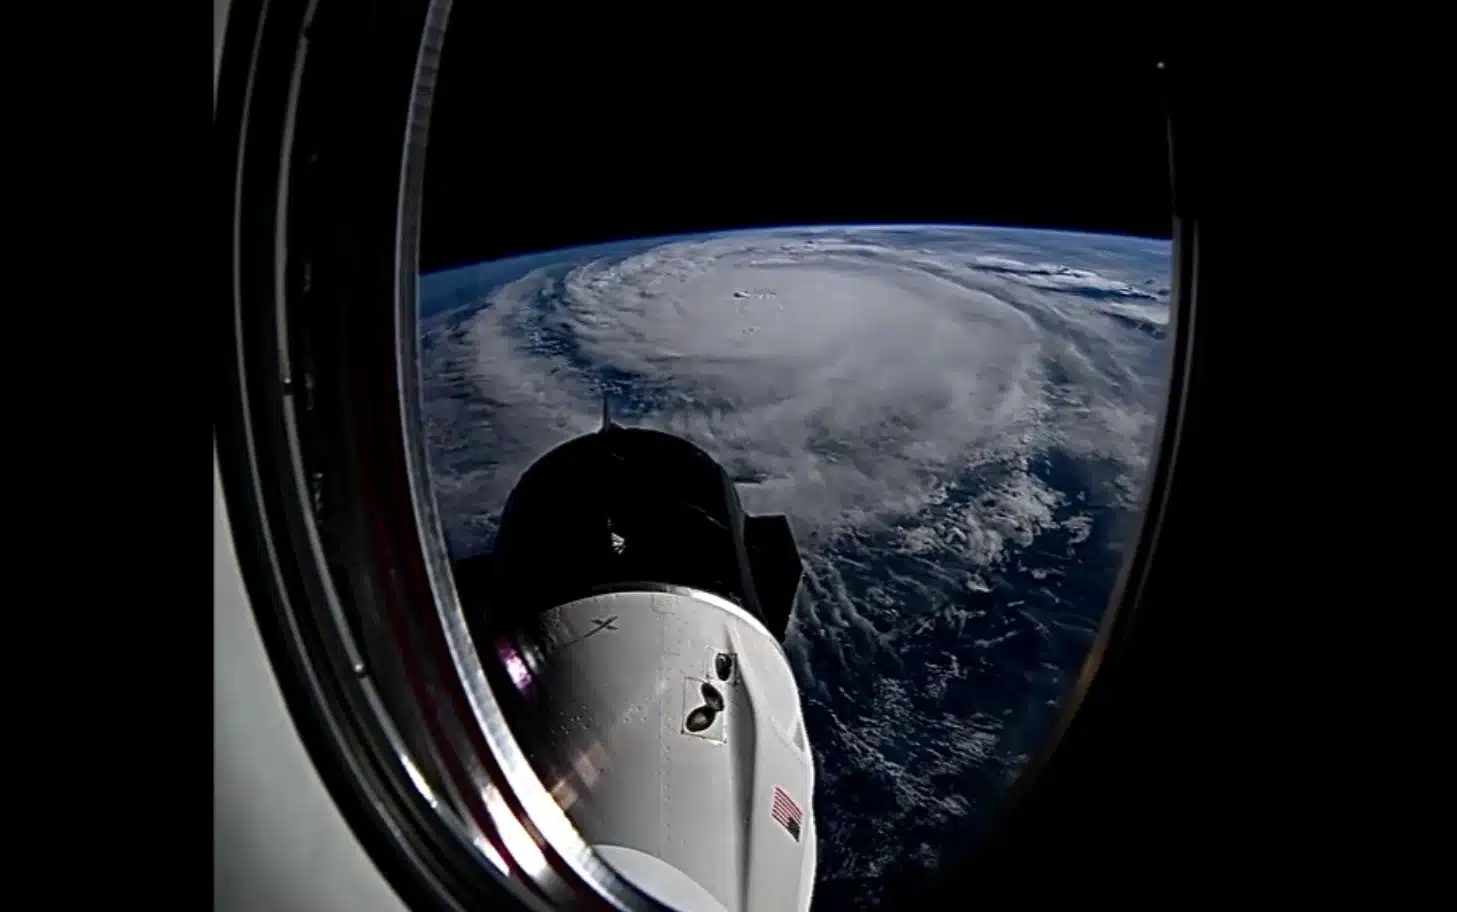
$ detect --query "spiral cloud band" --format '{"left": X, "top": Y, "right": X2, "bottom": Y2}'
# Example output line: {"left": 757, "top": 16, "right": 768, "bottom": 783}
{"left": 419, "top": 224, "right": 1171, "bottom": 906}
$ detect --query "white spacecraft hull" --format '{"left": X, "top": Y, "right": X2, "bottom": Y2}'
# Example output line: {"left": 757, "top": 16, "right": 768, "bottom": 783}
{"left": 526, "top": 587, "right": 816, "bottom": 912}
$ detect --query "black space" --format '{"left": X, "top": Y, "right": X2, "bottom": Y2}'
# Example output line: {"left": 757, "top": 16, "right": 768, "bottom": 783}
{"left": 419, "top": 15, "right": 1174, "bottom": 274}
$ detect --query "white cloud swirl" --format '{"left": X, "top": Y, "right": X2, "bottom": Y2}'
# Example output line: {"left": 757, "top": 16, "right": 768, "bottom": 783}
{"left": 421, "top": 227, "right": 1169, "bottom": 562}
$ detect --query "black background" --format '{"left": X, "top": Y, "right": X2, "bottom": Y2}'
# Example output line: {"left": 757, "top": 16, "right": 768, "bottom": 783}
{"left": 419, "top": 14, "right": 1174, "bottom": 275}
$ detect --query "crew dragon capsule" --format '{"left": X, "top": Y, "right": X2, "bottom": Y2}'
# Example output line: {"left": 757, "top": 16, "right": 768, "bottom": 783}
{"left": 451, "top": 398, "right": 817, "bottom": 912}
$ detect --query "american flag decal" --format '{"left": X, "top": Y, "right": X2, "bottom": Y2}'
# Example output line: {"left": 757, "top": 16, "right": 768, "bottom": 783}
{"left": 771, "top": 786, "right": 802, "bottom": 841}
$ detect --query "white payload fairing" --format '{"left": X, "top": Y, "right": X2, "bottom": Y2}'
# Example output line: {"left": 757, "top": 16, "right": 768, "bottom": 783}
{"left": 451, "top": 403, "right": 816, "bottom": 912}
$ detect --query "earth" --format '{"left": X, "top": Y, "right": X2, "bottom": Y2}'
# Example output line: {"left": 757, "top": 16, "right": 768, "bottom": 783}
{"left": 418, "top": 224, "right": 1172, "bottom": 910}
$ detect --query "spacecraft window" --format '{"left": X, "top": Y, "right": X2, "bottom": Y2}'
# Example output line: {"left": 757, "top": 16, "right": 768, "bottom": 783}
{"left": 700, "top": 682, "right": 724, "bottom": 713}
{"left": 415, "top": 42, "right": 1178, "bottom": 899}
{"left": 220, "top": 2, "right": 1184, "bottom": 907}
{"left": 686, "top": 707, "right": 715, "bottom": 733}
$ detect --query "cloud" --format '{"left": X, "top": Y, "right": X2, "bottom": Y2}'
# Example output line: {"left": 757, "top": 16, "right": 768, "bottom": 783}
{"left": 421, "top": 228, "right": 1170, "bottom": 562}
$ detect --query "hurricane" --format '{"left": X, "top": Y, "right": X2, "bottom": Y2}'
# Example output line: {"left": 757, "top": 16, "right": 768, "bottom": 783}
{"left": 419, "top": 224, "right": 1172, "bottom": 910}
